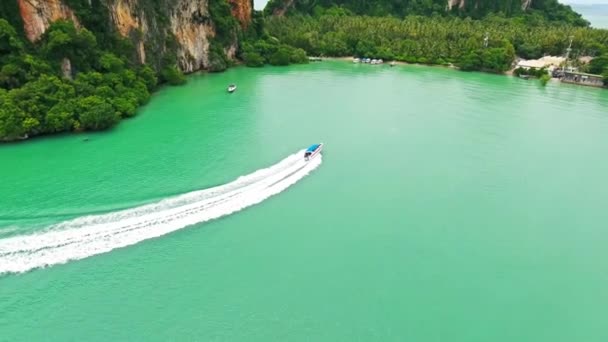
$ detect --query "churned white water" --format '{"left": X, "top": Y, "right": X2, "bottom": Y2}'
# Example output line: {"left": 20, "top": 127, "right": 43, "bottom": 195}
{"left": 0, "top": 150, "right": 322, "bottom": 274}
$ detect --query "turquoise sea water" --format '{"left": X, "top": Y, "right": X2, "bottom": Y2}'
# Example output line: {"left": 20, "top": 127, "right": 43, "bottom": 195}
{"left": 1, "top": 62, "right": 608, "bottom": 341}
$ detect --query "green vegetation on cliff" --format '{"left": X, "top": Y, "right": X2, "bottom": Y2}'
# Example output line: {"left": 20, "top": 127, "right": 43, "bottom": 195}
{"left": 266, "top": 14, "right": 608, "bottom": 73}
{"left": 265, "top": 0, "right": 589, "bottom": 26}
{"left": 208, "top": 0, "right": 240, "bottom": 72}
{"left": 0, "top": 1, "right": 22, "bottom": 34}
{"left": 240, "top": 10, "right": 310, "bottom": 67}
{"left": 207, "top": 0, "right": 310, "bottom": 70}
{"left": 0, "top": 19, "right": 156, "bottom": 141}
{"left": 241, "top": 39, "right": 308, "bottom": 66}
{"left": 0, "top": 0, "right": 197, "bottom": 141}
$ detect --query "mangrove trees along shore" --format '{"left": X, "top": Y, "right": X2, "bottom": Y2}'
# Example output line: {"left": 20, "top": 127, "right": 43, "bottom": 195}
{"left": 265, "top": 14, "right": 608, "bottom": 74}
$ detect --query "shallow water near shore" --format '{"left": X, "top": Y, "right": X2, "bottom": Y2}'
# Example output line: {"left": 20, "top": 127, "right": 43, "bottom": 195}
{"left": 1, "top": 62, "right": 608, "bottom": 341}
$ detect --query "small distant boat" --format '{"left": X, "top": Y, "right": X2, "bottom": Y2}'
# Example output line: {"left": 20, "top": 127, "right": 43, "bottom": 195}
{"left": 378, "top": 59, "right": 384, "bottom": 64}
{"left": 389, "top": 61, "right": 396, "bottom": 67}
{"left": 364, "top": 58, "right": 371, "bottom": 64}
{"left": 304, "top": 143, "right": 323, "bottom": 161}
{"left": 353, "top": 58, "right": 361, "bottom": 63}
{"left": 519, "top": 75, "right": 530, "bottom": 80}
{"left": 227, "top": 84, "right": 237, "bottom": 93}
{"left": 371, "top": 59, "right": 378, "bottom": 64}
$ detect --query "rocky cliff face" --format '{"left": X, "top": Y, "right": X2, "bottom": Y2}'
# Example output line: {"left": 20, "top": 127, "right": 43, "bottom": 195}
{"left": 169, "top": 0, "right": 214, "bottom": 72}
{"left": 108, "top": 0, "right": 148, "bottom": 64}
{"left": 447, "top": 0, "right": 532, "bottom": 10}
{"left": 228, "top": 0, "right": 252, "bottom": 28}
{"left": 18, "top": 0, "right": 80, "bottom": 41}
{"left": 16, "top": 0, "right": 252, "bottom": 73}
{"left": 106, "top": 0, "right": 215, "bottom": 72}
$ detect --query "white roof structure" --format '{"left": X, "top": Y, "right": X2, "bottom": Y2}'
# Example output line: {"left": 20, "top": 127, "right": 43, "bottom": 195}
{"left": 516, "top": 56, "right": 566, "bottom": 69}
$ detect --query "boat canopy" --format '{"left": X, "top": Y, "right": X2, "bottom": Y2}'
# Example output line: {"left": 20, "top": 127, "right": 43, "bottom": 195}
{"left": 306, "top": 144, "right": 320, "bottom": 152}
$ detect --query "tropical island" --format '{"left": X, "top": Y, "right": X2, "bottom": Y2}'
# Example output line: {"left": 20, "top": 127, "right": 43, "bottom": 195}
{"left": 1, "top": 0, "right": 607, "bottom": 142}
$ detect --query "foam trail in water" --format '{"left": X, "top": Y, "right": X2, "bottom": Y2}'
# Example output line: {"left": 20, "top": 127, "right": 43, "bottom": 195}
{"left": 0, "top": 150, "right": 322, "bottom": 275}
{"left": 0, "top": 226, "right": 20, "bottom": 237}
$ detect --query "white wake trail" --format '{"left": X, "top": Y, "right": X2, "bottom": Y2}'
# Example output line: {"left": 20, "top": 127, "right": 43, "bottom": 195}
{"left": 0, "top": 150, "right": 322, "bottom": 275}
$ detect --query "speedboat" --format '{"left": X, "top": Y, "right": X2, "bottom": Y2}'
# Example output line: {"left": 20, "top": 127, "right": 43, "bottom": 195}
{"left": 227, "top": 84, "right": 237, "bottom": 93}
{"left": 304, "top": 143, "right": 323, "bottom": 161}
{"left": 353, "top": 58, "right": 360, "bottom": 63}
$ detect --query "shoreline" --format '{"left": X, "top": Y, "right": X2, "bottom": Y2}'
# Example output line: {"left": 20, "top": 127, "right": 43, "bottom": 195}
{"left": 316, "top": 56, "right": 606, "bottom": 88}
{"left": 320, "top": 56, "right": 458, "bottom": 69}
{"left": 316, "top": 56, "right": 524, "bottom": 76}
{"left": 2, "top": 56, "right": 602, "bottom": 143}
{"left": 318, "top": 56, "right": 521, "bottom": 79}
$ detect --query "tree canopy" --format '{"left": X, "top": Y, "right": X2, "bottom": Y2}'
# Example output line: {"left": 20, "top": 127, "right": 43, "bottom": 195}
{"left": 265, "top": 0, "right": 589, "bottom": 26}
{"left": 265, "top": 14, "right": 608, "bottom": 73}
{"left": 0, "top": 19, "right": 157, "bottom": 141}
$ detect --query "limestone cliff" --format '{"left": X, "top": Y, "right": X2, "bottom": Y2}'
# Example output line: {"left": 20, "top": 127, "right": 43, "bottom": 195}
{"left": 228, "top": 0, "right": 252, "bottom": 28}
{"left": 447, "top": 0, "right": 532, "bottom": 10}
{"left": 18, "top": 0, "right": 79, "bottom": 41}
{"left": 15, "top": 0, "right": 252, "bottom": 73}
{"left": 108, "top": 0, "right": 148, "bottom": 64}
{"left": 169, "top": 0, "right": 214, "bottom": 72}
{"left": 106, "top": 0, "right": 215, "bottom": 72}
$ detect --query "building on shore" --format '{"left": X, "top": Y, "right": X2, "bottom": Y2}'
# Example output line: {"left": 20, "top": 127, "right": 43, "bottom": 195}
{"left": 560, "top": 71, "right": 605, "bottom": 87}
{"left": 515, "top": 56, "right": 565, "bottom": 73}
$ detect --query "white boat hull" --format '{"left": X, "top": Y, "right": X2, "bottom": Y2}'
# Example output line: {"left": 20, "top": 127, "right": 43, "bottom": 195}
{"left": 305, "top": 143, "right": 323, "bottom": 161}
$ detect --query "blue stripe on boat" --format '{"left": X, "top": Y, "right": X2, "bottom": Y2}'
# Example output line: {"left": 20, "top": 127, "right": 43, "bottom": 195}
{"left": 306, "top": 144, "right": 320, "bottom": 152}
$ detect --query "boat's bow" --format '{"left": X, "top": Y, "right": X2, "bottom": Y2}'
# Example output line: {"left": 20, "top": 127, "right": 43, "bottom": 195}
{"left": 304, "top": 143, "right": 323, "bottom": 161}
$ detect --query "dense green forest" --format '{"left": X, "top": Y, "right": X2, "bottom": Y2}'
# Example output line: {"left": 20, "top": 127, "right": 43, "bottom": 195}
{"left": 240, "top": 11, "right": 310, "bottom": 67}
{"left": 0, "top": 0, "right": 312, "bottom": 141}
{"left": 265, "top": 14, "right": 608, "bottom": 75}
{"left": 0, "top": 19, "right": 161, "bottom": 141}
{"left": 0, "top": 0, "right": 191, "bottom": 142}
{"left": 1, "top": 0, "right": 607, "bottom": 142}
{"left": 264, "top": 0, "right": 589, "bottom": 26}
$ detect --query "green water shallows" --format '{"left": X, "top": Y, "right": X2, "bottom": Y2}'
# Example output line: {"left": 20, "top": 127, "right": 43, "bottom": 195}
{"left": 1, "top": 62, "right": 608, "bottom": 341}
